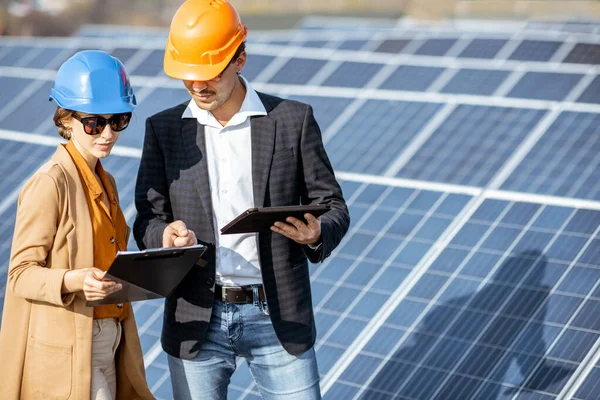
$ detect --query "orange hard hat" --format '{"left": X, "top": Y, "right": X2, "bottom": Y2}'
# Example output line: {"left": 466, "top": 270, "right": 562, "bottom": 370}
{"left": 164, "top": 0, "right": 247, "bottom": 81}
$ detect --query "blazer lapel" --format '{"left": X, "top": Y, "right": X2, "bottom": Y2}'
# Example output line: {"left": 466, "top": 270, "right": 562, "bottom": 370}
{"left": 181, "top": 119, "right": 215, "bottom": 233}
{"left": 251, "top": 114, "right": 276, "bottom": 207}
{"left": 52, "top": 145, "right": 94, "bottom": 273}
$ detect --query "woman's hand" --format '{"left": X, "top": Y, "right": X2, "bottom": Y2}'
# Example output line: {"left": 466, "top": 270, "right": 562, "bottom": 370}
{"left": 62, "top": 268, "right": 122, "bottom": 300}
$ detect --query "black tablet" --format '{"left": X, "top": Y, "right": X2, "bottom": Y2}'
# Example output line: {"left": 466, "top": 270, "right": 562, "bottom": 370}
{"left": 220, "top": 204, "right": 331, "bottom": 235}
{"left": 86, "top": 243, "right": 210, "bottom": 306}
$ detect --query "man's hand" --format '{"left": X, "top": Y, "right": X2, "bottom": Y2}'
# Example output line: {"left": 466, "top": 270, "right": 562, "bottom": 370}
{"left": 163, "top": 220, "right": 197, "bottom": 248}
{"left": 271, "top": 213, "right": 321, "bottom": 245}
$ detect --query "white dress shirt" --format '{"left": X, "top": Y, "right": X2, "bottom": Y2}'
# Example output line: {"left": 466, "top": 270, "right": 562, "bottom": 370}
{"left": 182, "top": 76, "right": 267, "bottom": 286}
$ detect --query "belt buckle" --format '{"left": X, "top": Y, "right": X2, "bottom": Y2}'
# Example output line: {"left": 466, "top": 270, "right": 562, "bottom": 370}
{"left": 222, "top": 286, "right": 243, "bottom": 302}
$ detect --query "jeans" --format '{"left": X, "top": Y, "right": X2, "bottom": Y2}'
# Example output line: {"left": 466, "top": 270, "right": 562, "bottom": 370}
{"left": 91, "top": 318, "right": 122, "bottom": 400}
{"left": 168, "top": 299, "right": 321, "bottom": 400}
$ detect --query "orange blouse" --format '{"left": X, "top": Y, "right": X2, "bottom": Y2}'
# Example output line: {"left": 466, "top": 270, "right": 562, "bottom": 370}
{"left": 64, "top": 140, "right": 129, "bottom": 321}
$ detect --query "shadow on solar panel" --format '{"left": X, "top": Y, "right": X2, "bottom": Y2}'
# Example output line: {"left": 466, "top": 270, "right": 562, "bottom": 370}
{"left": 367, "top": 250, "right": 574, "bottom": 399}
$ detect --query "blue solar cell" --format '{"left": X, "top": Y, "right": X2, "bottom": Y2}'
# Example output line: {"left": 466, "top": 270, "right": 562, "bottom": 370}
{"left": 509, "top": 40, "right": 562, "bottom": 62}
{"left": 367, "top": 237, "right": 404, "bottom": 261}
{"left": 130, "top": 49, "right": 165, "bottom": 77}
{"left": 532, "top": 206, "right": 574, "bottom": 230}
{"left": 580, "top": 238, "right": 600, "bottom": 266}
{"left": 340, "top": 354, "right": 386, "bottom": 385}
{"left": 338, "top": 40, "right": 368, "bottom": 51}
{"left": 460, "top": 252, "right": 501, "bottom": 278}
{"left": 414, "top": 216, "right": 452, "bottom": 240}
{"left": 513, "top": 230, "right": 555, "bottom": 253}
{"left": 577, "top": 75, "right": 600, "bottom": 104}
{"left": 481, "top": 226, "right": 523, "bottom": 251}
{"left": 0, "top": 81, "right": 55, "bottom": 133}
{"left": 559, "top": 267, "right": 600, "bottom": 297}
{"left": 507, "top": 72, "right": 583, "bottom": 101}
{"left": 575, "top": 365, "right": 600, "bottom": 399}
{"left": 545, "top": 294, "right": 584, "bottom": 325}
{"left": 361, "top": 208, "right": 397, "bottom": 232}
{"left": 351, "top": 292, "right": 389, "bottom": 319}
{"left": 322, "top": 62, "right": 384, "bottom": 88}
{"left": 407, "top": 273, "right": 447, "bottom": 300}
{"left": 407, "top": 190, "right": 443, "bottom": 212}
{"left": 269, "top": 58, "right": 327, "bottom": 85}
{"left": 243, "top": 54, "right": 274, "bottom": 81}
{"left": 22, "top": 47, "right": 64, "bottom": 68}
{"left": 374, "top": 39, "right": 411, "bottom": 53}
{"left": 393, "top": 241, "right": 431, "bottom": 266}
{"left": 475, "top": 199, "right": 511, "bottom": 222}
{"left": 106, "top": 48, "right": 137, "bottom": 65}
{"left": 344, "top": 260, "right": 381, "bottom": 286}
{"left": 397, "top": 105, "right": 546, "bottom": 186}
{"left": 414, "top": 39, "right": 457, "bottom": 56}
{"left": 371, "top": 266, "right": 411, "bottom": 291}
{"left": 0, "top": 77, "right": 32, "bottom": 110}
{"left": 549, "top": 329, "right": 599, "bottom": 363}
{"left": 564, "top": 43, "right": 600, "bottom": 64}
{"left": 287, "top": 95, "right": 352, "bottom": 131}
{"left": 436, "top": 193, "right": 471, "bottom": 216}
{"left": 501, "top": 202, "right": 541, "bottom": 225}
{"left": 564, "top": 209, "right": 600, "bottom": 234}
{"left": 572, "top": 299, "right": 600, "bottom": 330}
{"left": 547, "top": 234, "right": 589, "bottom": 262}
{"left": 0, "top": 141, "right": 55, "bottom": 208}
{"left": 458, "top": 38, "right": 507, "bottom": 59}
{"left": 386, "top": 298, "right": 428, "bottom": 327}
{"left": 440, "top": 68, "right": 511, "bottom": 95}
{"left": 502, "top": 111, "right": 600, "bottom": 201}
{"left": 318, "top": 256, "right": 354, "bottom": 282}
{"left": 330, "top": 318, "right": 368, "bottom": 346}
{"left": 364, "top": 326, "right": 406, "bottom": 355}
{"left": 327, "top": 100, "right": 441, "bottom": 175}
{"left": 450, "top": 222, "right": 490, "bottom": 247}
{"left": 437, "top": 278, "right": 479, "bottom": 302}
{"left": 380, "top": 186, "right": 416, "bottom": 208}
{"left": 302, "top": 40, "right": 329, "bottom": 48}
{"left": 380, "top": 64, "right": 445, "bottom": 92}
{"left": 0, "top": 46, "right": 33, "bottom": 66}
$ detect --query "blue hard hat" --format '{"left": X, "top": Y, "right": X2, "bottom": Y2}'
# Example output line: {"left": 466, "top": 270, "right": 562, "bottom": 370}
{"left": 49, "top": 50, "right": 136, "bottom": 114}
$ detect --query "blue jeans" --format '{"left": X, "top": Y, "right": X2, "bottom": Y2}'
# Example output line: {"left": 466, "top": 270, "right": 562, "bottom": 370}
{"left": 168, "top": 299, "right": 321, "bottom": 400}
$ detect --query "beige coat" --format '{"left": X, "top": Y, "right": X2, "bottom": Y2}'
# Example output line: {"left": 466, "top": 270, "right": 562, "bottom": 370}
{"left": 0, "top": 145, "right": 154, "bottom": 400}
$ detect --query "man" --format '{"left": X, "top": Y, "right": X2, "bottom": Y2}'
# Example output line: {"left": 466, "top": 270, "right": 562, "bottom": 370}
{"left": 133, "top": 0, "right": 349, "bottom": 398}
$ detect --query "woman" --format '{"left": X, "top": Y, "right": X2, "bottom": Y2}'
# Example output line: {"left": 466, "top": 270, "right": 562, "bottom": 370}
{"left": 0, "top": 50, "right": 154, "bottom": 400}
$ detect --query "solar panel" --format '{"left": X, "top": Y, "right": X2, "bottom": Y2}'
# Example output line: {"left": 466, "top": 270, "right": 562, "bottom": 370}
{"left": 1, "top": 17, "right": 600, "bottom": 400}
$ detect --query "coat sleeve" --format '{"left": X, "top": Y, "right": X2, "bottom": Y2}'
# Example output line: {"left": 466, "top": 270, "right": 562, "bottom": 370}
{"left": 133, "top": 116, "right": 171, "bottom": 250}
{"left": 8, "top": 173, "right": 74, "bottom": 306}
{"left": 299, "top": 104, "right": 350, "bottom": 263}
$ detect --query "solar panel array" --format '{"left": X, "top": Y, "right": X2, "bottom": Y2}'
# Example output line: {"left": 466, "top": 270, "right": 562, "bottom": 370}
{"left": 1, "top": 16, "right": 600, "bottom": 399}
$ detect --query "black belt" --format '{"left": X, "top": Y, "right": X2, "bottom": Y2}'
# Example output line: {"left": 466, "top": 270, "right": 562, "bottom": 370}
{"left": 214, "top": 284, "right": 266, "bottom": 303}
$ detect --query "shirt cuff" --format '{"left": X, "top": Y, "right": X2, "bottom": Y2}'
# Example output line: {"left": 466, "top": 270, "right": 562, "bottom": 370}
{"left": 308, "top": 242, "right": 322, "bottom": 251}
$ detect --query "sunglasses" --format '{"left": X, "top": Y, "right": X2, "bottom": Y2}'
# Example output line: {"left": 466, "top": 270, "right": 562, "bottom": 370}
{"left": 72, "top": 112, "right": 132, "bottom": 135}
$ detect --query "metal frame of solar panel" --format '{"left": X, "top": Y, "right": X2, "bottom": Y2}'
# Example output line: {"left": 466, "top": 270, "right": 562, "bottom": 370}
{"left": 1, "top": 17, "right": 600, "bottom": 400}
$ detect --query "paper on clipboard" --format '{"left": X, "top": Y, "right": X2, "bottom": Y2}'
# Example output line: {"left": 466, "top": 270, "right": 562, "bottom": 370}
{"left": 86, "top": 243, "right": 210, "bottom": 306}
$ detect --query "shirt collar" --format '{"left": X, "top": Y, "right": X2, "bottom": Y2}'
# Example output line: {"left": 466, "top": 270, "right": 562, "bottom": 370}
{"left": 182, "top": 75, "right": 267, "bottom": 128}
{"left": 63, "top": 140, "right": 114, "bottom": 202}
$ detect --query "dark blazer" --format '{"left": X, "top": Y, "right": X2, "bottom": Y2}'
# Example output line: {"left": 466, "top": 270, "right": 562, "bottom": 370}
{"left": 133, "top": 92, "right": 349, "bottom": 357}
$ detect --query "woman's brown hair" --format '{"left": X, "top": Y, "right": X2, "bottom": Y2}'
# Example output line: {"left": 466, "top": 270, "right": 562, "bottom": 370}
{"left": 53, "top": 107, "right": 75, "bottom": 139}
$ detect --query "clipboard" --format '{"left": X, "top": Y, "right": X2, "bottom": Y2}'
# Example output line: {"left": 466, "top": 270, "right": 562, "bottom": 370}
{"left": 86, "top": 243, "right": 209, "bottom": 306}
{"left": 220, "top": 204, "right": 331, "bottom": 235}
